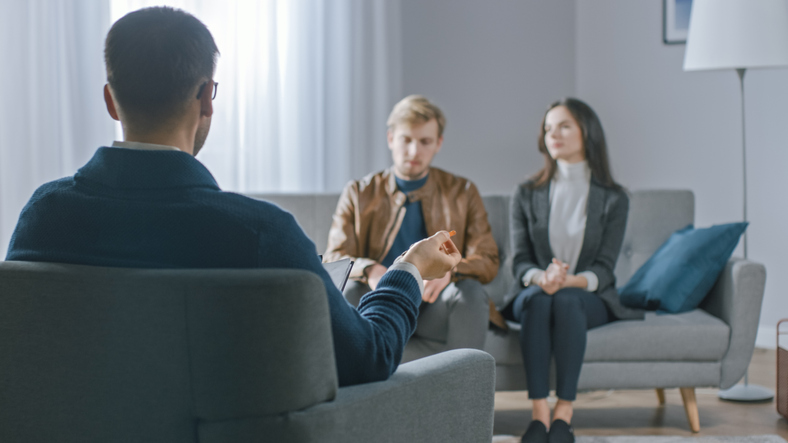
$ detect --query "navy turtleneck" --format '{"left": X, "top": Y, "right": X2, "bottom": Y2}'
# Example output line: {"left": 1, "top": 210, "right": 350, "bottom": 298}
{"left": 381, "top": 174, "right": 430, "bottom": 267}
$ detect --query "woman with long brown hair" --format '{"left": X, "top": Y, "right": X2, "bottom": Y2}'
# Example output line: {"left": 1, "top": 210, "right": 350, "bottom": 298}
{"left": 504, "top": 98, "right": 643, "bottom": 443}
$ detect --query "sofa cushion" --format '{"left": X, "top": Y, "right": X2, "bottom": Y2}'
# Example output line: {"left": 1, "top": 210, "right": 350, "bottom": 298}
{"left": 247, "top": 194, "right": 341, "bottom": 256}
{"left": 585, "top": 309, "right": 730, "bottom": 362}
{"left": 619, "top": 222, "right": 748, "bottom": 313}
{"left": 484, "top": 309, "right": 729, "bottom": 365}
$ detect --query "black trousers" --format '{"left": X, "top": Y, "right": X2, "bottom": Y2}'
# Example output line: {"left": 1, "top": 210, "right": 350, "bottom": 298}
{"left": 513, "top": 286, "right": 610, "bottom": 401}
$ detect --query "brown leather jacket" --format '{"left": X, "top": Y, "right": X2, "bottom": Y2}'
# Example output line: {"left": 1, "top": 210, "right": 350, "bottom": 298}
{"left": 324, "top": 167, "right": 499, "bottom": 284}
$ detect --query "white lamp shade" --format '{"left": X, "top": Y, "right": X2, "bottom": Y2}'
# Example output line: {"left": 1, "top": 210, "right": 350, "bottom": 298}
{"left": 684, "top": 0, "right": 788, "bottom": 71}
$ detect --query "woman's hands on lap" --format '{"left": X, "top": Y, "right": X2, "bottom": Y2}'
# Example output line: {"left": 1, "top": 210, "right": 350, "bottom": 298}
{"left": 537, "top": 258, "right": 589, "bottom": 294}
{"left": 538, "top": 258, "right": 569, "bottom": 294}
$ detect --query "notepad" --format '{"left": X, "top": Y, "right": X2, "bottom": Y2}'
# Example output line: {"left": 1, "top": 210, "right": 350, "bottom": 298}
{"left": 321, "top": 258, "right": 354, "bottom": 291}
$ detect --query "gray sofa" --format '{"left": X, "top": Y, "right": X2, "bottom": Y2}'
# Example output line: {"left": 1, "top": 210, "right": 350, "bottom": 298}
{"left": 0, "top": 262, "right": 495, "bottom": 443}
{"left": 251, "top": 190, "right": 767, "bottom": 433}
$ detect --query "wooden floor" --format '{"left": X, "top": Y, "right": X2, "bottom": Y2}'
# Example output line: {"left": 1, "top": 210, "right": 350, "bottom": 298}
{"left": 493, "top": 348, "right": 788, "bottom": 441}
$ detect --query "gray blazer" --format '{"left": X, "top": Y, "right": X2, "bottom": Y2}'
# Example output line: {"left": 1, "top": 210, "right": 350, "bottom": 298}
{"left": 505, "top": 178, "right": 644, "bottom": 320}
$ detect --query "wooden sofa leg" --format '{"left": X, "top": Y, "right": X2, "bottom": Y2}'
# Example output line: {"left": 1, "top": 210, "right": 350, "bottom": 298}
{"left": 679, "top": 387, "right": 700, "bottom": 433}
{"left": 655, "top": 388, "right": 666, "bottom": 405}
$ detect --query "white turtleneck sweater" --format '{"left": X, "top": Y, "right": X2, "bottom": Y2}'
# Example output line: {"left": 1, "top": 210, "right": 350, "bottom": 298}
{"left": 523, "top": 160, "right": 599, "bottom": 292}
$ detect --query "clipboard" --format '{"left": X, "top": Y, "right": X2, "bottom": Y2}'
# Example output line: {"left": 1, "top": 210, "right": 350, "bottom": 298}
{"left": 321, "top": 258, "right": 354, "bottom": 291}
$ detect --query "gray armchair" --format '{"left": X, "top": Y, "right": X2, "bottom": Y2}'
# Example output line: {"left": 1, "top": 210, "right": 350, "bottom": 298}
{"left": 0, "top": 261, "right": 495, "bottom": 443}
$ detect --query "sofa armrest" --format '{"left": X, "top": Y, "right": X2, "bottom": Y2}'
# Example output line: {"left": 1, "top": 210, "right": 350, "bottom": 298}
{"left": 197, "top": 349, "right": 496, "bottom": 443}
{"left": 700, "top": 258, "right": 766, "bottom": 389}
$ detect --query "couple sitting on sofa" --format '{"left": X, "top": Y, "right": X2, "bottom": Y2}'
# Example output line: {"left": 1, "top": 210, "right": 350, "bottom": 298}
{"left": 5, "top": 6, "right": 640, "bottom": 443}
{"left": 324, "top": 94, "right": 642, "bottom": 443}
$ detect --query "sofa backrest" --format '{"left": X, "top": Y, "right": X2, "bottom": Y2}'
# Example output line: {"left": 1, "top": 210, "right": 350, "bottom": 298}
{"left": 614, "top": 190, "right": 694, "bottom": 286}
{"left": 0, "top": 261, "right": 337, "bottom": 443}
{"left": 250, "top": 194, "right": 342, "bottom": 256}
{"left": 251, "top": 190, "right": 694, "bottom": 305}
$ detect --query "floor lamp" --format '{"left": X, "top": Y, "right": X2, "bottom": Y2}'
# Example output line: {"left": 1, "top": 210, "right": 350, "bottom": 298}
{"left": 683, "top": 0, "right": 788, "bottom": 402}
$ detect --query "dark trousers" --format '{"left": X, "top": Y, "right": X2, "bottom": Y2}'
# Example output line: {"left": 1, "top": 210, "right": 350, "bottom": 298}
{"left": 513, "top": 286, "right": 610, "bottom": 401}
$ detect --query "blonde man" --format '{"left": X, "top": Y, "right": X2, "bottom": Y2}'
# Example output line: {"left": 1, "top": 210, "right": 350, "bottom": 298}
{"left": 325, "top": 95, "right": 499, "bottom": 361}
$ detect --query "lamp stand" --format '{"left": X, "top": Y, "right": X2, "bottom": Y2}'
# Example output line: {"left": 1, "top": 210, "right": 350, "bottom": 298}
{"left": 717, "top": 68, "right": 774, "bottom": 403}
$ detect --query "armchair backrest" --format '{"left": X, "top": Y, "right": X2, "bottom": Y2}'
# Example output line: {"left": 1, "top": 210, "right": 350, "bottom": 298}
{"left": 0, "top": 261, "right": 337, "bottom": 443}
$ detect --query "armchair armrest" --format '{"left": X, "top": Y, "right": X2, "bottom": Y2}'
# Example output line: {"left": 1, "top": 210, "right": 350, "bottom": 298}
{"left": 198, "top": 349, "right": 496, "bottom": 443}
{"left": 700, "top": 258, "right": 767, "bottom": 389}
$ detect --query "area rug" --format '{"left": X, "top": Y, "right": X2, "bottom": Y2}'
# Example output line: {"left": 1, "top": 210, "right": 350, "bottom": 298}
{"left": 493, "top": 436, "right": 787, "bottom": 443}
{"left": 577, "top": 437, "right": 787, "bottom": 443}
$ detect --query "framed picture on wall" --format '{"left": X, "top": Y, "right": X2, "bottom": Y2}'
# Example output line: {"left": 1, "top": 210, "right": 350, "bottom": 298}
{"left": 663, "top": 0, "right": 693, "bottom": 44}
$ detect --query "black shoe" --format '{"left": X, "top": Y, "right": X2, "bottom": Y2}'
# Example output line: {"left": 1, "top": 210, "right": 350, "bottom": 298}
{"left": 521, "top": 420, "right": 548, "bottom": 443}
{"left": 547, "top": 419, "right": 574, "bottom": 443}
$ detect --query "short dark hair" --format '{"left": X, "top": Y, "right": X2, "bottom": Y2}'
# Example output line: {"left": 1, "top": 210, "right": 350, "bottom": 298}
{"left": 530, "top": 97, "right": 620, "bottom": 190}
{"left": 104, "top": 7, "right": 219, "bottom": 129}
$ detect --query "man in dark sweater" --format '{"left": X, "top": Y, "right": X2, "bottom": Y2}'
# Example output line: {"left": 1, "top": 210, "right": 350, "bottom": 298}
{"left": 5, "top": 6, "right": 461, "bottom": 387}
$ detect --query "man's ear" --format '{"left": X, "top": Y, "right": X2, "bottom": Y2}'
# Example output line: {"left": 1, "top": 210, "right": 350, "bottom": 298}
{"left": 104, "top": 84, "right": 120, "bottom": 121}
{"left": 199, "top": 80, "right": 214, "bottom": 118}
{"left": 435, "top": 135, "right": 444, "bottom": 153}
{"left": 387, "top": 129, "right": 394, "bottom": 150}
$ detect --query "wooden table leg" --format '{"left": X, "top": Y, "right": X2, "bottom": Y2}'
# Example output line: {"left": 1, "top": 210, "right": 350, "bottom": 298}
{"left": 679, "top": 387, "right": 700, "bottom": 433}
{"left": 655, "top": 388, "right": 666, "bottom": 405}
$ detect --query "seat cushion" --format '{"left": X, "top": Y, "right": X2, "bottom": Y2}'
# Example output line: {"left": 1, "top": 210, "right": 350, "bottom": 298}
{"left": 585, "top": 309, "right": 730, "bottom": 361}
{"left": 483, "top": 309, "right": 729, "bottom": 365}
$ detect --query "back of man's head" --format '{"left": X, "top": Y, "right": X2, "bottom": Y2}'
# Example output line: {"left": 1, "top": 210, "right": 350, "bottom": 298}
{"left": 105, "top": 7, "right": 218, "bottom": 131}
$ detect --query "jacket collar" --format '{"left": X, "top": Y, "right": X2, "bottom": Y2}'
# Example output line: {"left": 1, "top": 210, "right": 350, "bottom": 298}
{"left": 385, "top": 166, "right": 437, "bottom": 202}
{"left": 74, "top": 147, "right": 220, "bottom": 191}
{"left": 531, "top": 183, "right": 554, "bottom": 258}
{"left": 385, "top": 167, "right": 399, "bottom": 195}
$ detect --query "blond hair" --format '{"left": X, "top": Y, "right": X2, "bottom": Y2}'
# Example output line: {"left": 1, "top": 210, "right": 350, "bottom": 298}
{"left": 387, "top": 95, "right": 446, "bottom": 137}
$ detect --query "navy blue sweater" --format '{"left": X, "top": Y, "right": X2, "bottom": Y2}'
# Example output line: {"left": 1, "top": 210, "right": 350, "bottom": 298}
{"left": 381, "top": 175, "right": 429, "bottom": 267}
{"left": 6, "top": 147, "right": 422, "bottom": 386}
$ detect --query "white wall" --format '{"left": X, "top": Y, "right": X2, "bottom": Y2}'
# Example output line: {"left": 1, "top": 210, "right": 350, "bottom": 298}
{"left": 400, "top": 0, "right": 576, "bottom": 194}
{"left": 576, "top": 0, "right": 788, "bottom": 348}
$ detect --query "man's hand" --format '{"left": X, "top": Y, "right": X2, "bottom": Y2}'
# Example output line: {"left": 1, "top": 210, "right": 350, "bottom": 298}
{"left": 423, "top": 271, "right": 451, "bottom": 304}
{"left": 538, "top": 258, "right": 568, "bottom": 295}
{"left": 400, "top": 231, "right": 462, "bottom": 281}
{"left": 365, "top": 263, "right": 388, "bottom": 290}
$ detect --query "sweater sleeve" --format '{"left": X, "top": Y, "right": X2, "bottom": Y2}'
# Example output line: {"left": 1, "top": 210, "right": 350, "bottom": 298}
{"left": 523, "top": 268, "right": 543, "bottom": 287}
{"left": 260, "top": 210, "right": 422, "bottom": 387}
{"left": 577, "top": 270, "right": 599, "bottom": 292}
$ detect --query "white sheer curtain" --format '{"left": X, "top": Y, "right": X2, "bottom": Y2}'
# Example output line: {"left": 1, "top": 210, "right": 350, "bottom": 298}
{"left": 0, "top": 0, "right": 402, "bottom": 257}
{"left": 111, "top": 0, "right": 402, "bottom": 193}
{"left": 0, "top": 0, "right": 115, "bottom": 259}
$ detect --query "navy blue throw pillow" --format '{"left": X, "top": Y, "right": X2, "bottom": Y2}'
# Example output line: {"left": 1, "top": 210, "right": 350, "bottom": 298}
{"left": 619, "top": 222, "right": 748, "bottom": 313}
